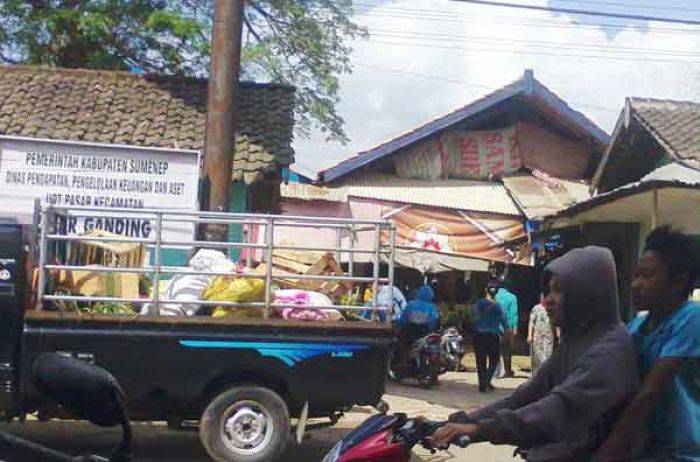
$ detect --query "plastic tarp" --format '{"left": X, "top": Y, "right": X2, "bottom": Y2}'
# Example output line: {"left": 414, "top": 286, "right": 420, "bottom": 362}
{"left": 384, "top": 205, "right": 530, "bottom": 272}
{"left": 393, "top": 126, "right": 521, "bottom": 180}
{"left": 390, "top": 247, "right": 490, "bottom": 273}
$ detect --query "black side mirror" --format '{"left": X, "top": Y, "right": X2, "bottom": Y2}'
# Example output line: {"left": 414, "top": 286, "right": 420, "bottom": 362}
{"left": 34, "top": 353, "right": 132, "bottom": 461}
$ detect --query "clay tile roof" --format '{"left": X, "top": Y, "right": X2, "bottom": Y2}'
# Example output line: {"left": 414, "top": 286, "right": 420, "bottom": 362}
{"left": 0, "top": 65, "right": 295, "bottom": 183}
{"left": 629, "top": 97, "right": 700, "bottom": 163}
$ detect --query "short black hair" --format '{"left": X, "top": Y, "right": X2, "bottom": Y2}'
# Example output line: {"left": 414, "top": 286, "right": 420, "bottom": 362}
{"left": 486, "top": 284, "right": 498, "bottom": 298}
{"left": 644, "top": 226, "right": 699, "bottom": 298}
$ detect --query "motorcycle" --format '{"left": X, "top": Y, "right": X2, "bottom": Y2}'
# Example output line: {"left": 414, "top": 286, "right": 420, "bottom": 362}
{"left": 0, "top": 352, "right": 132, "bottom": 462}
{"left": 389, "top": 329, "right": 443, "bottom": 388}
{"left": 441, "top": 327, "right": 465, "bottom": 372}
{"left": 322, "top": 413, "right": 470, "bottom": 462}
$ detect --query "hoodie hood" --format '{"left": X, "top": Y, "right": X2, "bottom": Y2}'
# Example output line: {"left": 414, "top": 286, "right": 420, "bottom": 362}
{"left": 416, "top": 284, "right": 435, "bottom": 302}
{"left": 544, "top": 246, "right": 620, "bottom": 339}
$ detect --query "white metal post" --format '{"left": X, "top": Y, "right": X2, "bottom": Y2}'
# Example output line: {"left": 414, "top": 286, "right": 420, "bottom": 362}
{"left": 388, "top": 224, "right": 397, "bottom": 325}
{"left": 36, "top": 206, "right": 49, "bottom": 311}
{"left": 335, "top": 227, "right": 342, "bottom": 265}
{"left": 348, "top": 224, "right": 355, "bottom": 278}
{"left": 372, "top": 223, "right": 381, "bottom": 321}
{"left": 388, "top": 225, "right": 396, "bottom": 289}
{"left": 264, "top": 218, "right": 275, "bottom": 319}
{"left": 245, "top": 223, "right": 253, "bottom": 268}
{"left": 151, "top": 212, "right": 164, "bottom": 314}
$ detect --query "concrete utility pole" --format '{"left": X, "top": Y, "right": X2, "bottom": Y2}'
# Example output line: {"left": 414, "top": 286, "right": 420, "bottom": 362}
{"left": 202, "top": 0, "right": 245, "bottom": 241}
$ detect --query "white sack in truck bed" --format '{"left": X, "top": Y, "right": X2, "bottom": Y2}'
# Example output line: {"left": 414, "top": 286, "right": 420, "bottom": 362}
{"left": 142, "top": 249, "right": 237, "bottom": 316}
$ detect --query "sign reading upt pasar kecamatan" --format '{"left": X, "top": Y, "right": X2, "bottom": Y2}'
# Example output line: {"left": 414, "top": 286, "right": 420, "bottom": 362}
{"left": 0, "top": 136, "right": 200, "bottom": 241}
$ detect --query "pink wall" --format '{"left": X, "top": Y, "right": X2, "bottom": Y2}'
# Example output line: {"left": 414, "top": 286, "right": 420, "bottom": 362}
{"left": 276, "top": 197, "right": 389, "bottom": 263}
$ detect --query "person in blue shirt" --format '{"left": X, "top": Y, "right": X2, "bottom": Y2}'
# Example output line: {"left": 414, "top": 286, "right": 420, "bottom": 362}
{"left": 496, "top": 284, "right": 519, "bottom": 378}
{"left": 361, "top": 285, "right": 407, "bottom": 324}
{"left": 598, "top": 226, "right": 700, "bottom": 461}
{"left": 392, "top": 284, "right": 440, "bottom": 371}
{"left": 400, "top": 284, "right": 440, "bottom": 333}
{"left": 472, "top": 285, "right": 508, "bottom": 392}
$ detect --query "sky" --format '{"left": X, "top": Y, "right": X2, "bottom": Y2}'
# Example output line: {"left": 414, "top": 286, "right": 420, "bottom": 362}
{"left": 291, "top": 0, "right": 700, "bottom": 178}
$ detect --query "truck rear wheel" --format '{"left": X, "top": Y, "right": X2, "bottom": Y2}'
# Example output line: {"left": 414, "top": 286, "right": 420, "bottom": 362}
{"left": 199, "top": 386, "right": 290, "bottom": 462}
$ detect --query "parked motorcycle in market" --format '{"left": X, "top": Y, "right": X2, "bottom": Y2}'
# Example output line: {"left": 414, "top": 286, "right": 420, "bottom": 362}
{"left": 322, "top": 413, "right": 470, "bottom": 462}
{"left": 388, "top": 328, "right": 444, "bottom": 388}
{"left": 441, "top": 327, "right": 465, "bottom": 372}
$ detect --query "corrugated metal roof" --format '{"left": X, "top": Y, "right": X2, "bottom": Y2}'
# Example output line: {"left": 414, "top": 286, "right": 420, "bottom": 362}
{"left": 502, "top": 172, "right": 591, "bottom": 219}
{"left": 539, "top": 168, "right": 700, "bottom": 238}
{"left": 319, "top": 69, "right": 609, "bottom": 183}
{"left": 280, "top": 182, "right": 347, "bottom": 202}
{"left": 281, "top": 174, "right": 522, "bottom": 216}
{"left": 640, "top": 162, "right": 700, "bottom": 184}
{"left": 344, "top": 175, "right": 521, "bottom": 216}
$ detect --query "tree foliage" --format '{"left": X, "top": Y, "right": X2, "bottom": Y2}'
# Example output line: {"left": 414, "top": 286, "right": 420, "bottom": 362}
{"left": 0, "top": 0, "right": 366, "bottom": 141}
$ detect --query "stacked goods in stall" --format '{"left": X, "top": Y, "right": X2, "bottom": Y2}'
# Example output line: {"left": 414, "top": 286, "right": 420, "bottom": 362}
{"left": 59, "top": 229, "right": 144, "bottom": 300}
{"left": 253, "top": 250, "right": 351, "bottom": 299}
{"left": 201, "top": 250, "right": 352, "bottom": 321}
{"left": 45, "top": 229, "right": 146, "bottom": 315}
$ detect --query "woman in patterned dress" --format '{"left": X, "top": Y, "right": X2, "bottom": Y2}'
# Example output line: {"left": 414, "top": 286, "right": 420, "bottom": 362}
{"left": 527, "top": 298, "right": 556, "bottom": 373}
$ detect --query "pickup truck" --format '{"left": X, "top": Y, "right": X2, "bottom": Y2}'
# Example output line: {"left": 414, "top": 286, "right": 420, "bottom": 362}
{"left": 0, "top": 207, "right": 396, "bottom": 462}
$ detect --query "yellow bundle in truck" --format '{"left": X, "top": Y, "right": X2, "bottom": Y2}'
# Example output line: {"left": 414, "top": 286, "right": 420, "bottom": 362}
{"left": 203, "top": 276, "right": 265, "bottom": 318}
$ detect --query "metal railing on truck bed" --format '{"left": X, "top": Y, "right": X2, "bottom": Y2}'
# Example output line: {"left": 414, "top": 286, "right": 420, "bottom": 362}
{"left": 34, "top": 205, "right": 397, "bottom": 323}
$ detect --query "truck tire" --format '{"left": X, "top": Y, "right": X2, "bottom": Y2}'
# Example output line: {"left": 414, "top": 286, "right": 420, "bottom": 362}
{"left": 199, "top": 386, "right": 290, "bottom": 462}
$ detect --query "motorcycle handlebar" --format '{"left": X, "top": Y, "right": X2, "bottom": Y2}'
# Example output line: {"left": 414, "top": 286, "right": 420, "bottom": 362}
{"left": 418, "top": 420, "right": 471, "bottom": 450}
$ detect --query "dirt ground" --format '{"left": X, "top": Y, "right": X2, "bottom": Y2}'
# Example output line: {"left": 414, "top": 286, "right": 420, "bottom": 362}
{"left": 0, "top": 357, "right": 530, "bottom": 462}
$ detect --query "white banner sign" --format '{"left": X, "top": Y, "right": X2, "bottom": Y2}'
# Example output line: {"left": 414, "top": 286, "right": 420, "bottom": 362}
{"left": 0, "top": 137, "right": 200, "bottom": 242}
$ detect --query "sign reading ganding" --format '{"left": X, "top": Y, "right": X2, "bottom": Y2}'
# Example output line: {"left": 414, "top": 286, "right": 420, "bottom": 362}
{"left": 0, "top": 136, "right": 200, "bottom": 241}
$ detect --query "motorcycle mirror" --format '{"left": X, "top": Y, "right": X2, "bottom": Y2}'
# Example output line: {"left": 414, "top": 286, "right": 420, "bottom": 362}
{"left": 33, "top": 352, "right": 126, "bottom": 427}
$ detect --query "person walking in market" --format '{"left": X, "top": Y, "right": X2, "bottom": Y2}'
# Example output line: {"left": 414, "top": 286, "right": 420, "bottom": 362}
{"left": 496, "top": 282, "right": 518, "bottom": 377}
{"left": 597, "top": 227, "right": 700, "bottom": 461}
{"left": 472, "top": 285, "right": 508, "bottom": 392}
{"left": 527, "top": 296, "right": 557, "bottom": 374}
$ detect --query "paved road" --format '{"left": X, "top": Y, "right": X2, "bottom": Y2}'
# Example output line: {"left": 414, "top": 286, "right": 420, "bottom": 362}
{"left": 0, "top": 372, "right": 528, "bottom": 461}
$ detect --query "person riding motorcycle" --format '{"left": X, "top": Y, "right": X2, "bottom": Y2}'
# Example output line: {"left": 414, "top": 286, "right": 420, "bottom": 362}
{"left": 430, "top": 247, "right": 640, "bottom": 461}
{"left": 393, "top": 284, "right": 440, "bottom": 371}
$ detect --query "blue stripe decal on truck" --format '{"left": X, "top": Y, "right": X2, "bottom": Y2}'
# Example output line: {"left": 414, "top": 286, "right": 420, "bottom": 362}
{"left": 178, "top": 340, "right": 370, "bottom": 367}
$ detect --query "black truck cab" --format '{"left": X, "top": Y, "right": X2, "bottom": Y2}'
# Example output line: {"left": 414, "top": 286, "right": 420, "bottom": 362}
{"left": 0, "top": 218, "right": 23, "bottom": 418}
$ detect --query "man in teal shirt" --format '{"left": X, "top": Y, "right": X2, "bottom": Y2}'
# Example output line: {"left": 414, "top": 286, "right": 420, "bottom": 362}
{"left": 495, "top": 284, "right": 518, "bottom": 378}
{"left": 598, "top": 227, "right": 699, "bottom": 461}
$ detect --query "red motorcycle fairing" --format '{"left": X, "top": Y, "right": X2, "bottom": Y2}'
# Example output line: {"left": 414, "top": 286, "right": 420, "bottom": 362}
{"left": 338, "top": 429, "right": 410, "bottom": 462}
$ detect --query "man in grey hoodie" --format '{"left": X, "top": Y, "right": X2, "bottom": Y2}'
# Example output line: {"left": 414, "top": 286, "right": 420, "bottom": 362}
{"left": 431, "top": 246, "right": 640, "bottom": 461}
